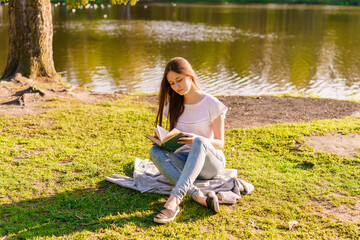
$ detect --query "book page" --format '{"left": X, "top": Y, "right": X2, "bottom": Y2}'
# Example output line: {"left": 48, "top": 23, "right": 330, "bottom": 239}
{"left": 156, "top": 125, "right": 169, "bottom": 142}
{"left": 163, "top": 128, "right": 182, "bottom": 143}
{"left": 154, "top": 127, "right": 160, "bottom": 141}
{"left": 145, "top": 134, "right": 162, "bottom": 146}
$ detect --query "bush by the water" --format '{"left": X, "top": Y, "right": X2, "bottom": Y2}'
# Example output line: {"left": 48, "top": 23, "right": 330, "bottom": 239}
{"left": 47, "top": 0, "right": 360, "bottom": 6}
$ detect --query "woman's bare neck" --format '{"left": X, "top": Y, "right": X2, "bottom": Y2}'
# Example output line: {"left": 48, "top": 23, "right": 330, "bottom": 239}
{"left": 184, "top": 89, "right": 206, "bottom": 105}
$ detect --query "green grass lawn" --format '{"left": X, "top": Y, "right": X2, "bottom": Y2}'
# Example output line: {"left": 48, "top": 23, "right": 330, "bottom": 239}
{"left": 0, "top": 95, "right": 359, "bottom": 239}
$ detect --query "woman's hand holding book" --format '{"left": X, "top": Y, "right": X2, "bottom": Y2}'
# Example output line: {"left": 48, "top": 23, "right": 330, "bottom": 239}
{"left": 178, "top": 132, "right": 198, "bottom": 145}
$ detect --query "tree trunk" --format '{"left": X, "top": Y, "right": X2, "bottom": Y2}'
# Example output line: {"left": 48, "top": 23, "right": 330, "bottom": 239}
{"left": 3, "top": 0, "right": 59, "bottom": 81}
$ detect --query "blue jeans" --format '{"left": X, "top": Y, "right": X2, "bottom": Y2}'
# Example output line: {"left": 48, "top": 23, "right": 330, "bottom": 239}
{"left": 149, "top": 137, "right": 226, "bottom": 200}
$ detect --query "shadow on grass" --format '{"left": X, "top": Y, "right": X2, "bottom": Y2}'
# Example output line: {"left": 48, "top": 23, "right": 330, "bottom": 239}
{"left": 0, "top": 180, "right": 213, "bottom": 239}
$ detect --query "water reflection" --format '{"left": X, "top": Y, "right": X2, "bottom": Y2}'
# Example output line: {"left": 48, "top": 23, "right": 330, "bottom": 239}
{"left": 0, "top": 3, "right": 360, "bottom": 99}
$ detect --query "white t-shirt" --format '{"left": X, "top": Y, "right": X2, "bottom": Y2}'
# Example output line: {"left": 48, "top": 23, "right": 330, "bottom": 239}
{"left": 164, "top": 94, "right": 228, "bottom": 152}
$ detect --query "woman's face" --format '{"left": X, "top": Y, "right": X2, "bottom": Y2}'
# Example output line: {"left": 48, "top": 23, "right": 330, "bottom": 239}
{"left": 167, "top": 71, "right": 193, "bottom": 96}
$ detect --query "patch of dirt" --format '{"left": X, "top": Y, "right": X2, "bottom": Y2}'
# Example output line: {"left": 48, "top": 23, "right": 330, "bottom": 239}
{"left": 16, "top": 149, "right": 46, "bottom": 159}
{"left": 305, "top": 133, "right": 360, "bottom": 157}
{"left": 315, "top": 199, "right": 360, "bottom": 223}
{"left": 58, "top": 158, "right": 74, "bottom": 164}
{"left": 137, "top": 95, "right": 360, "bottom": 129}
{"left": 11, "top": 147, "right": 46, "bottom": 164}
{"left": 32, "top": 180, "right": 48, "bottom": 189}
{"left": 0, "top": 77, "right": 123, "bottom": 116}
{"left": 199, "top": 224, "right": 210, "bottom": 232}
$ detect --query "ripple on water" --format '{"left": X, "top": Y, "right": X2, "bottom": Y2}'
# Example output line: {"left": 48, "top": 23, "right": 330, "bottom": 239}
{"left": 56, "top": 20, "right": 277, "bottom": 42}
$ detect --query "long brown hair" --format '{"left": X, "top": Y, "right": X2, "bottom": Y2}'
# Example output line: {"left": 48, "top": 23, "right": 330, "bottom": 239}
{"left": 155, "top": 57, "right": 200, "bottom": 130}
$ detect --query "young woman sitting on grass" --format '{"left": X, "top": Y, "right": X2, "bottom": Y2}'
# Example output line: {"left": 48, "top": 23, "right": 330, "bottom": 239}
{"left": 149, "top": 57, "right": 228, "bottom": 224}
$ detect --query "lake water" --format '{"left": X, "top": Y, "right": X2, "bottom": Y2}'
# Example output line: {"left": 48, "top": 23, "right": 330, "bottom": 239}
{"left": 0, "top": 3, "right": 360, "bottom": 99}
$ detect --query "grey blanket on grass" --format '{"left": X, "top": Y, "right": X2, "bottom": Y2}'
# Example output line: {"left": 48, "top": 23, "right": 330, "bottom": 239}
{"left": 105, "top": 158, "right": 254, "bottom": 204}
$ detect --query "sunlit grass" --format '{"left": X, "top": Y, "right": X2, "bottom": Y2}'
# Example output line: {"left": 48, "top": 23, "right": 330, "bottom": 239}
{"left": 0, "top": 96, "right": 359, "bottom": 239}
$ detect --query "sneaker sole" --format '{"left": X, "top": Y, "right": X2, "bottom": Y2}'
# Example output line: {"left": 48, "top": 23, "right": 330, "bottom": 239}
{"left": 153, "top": 207, "right": 180, "bottom": 224}
{"left": 208, "top": 192, "right": 220, "bottom": 213}
{"left": 213, "top": 197, "right": 220, "bottom": 213}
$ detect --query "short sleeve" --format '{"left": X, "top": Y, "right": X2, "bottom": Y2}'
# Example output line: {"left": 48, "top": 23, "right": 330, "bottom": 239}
{"left": 208, "top": 96, "right": 228, "bottom": 123}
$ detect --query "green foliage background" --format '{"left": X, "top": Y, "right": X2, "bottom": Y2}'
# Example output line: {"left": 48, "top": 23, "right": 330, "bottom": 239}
{"left": 0, "top": 0, "right": 359, "bottom": 6}
{"left": 1, "top": 0, "right": 359, "bottom": 6}
{"left": 49, "top": 0, "right": 359, "bottom": 6}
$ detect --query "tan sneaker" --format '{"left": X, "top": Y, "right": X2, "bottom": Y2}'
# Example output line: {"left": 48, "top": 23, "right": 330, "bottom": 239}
{"left": 153, "top": 206, "right": 180, "bottom": 224}
{"left": 206, "top": 191, "right": 220, "bottom": 213}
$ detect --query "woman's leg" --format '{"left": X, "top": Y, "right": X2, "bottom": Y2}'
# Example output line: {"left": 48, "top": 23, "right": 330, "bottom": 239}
{"left": 149, "top": 146, "right": 189, "bottom": 212}
{"left": 151, "top": 138, "right": 224, "bottom": 222}
{"left": 148, "top": 145, "right": 188, "bottom": 185}
{"left": 171, "top": 137, "right": 225, "bottom": 200}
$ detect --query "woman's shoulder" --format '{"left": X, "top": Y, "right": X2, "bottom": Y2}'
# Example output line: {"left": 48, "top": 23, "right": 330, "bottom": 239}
{"left": 204, "top": 94, "right": 228, "bottom": 113}
{"left": 203, "top": 93, "right": 222, "bottom": 105}
{"left": 184, "top": 92, "right": 225, "bottom": 109}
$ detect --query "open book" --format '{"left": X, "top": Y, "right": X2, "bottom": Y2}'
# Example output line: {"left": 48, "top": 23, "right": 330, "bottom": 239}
{"left": 145, "top": 125, "right": 185, "bottom": 152}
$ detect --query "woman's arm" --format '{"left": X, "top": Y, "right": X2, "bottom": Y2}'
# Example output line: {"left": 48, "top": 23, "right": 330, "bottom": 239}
{"left": 177, "top": 113, "right": 225, "bottom": 150}
{"left": 209, "top": 113, "right": 225, "bottom": 150}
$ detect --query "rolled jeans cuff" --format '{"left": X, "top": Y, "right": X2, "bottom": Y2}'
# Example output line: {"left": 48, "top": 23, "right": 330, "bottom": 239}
{"left": 171, "top": 187, "right": 200, "bottom": 201}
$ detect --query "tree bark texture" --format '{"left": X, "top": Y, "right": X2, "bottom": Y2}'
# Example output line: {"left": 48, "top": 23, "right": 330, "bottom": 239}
{"left": 3, "top": 0, "right": 59, "bottom": 81}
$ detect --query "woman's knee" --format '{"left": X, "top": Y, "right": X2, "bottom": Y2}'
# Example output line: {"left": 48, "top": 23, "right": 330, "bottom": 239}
{"left": 192, "top": 137, "right": 210, "bottom": 151}
{"left": 192, "top": 136, "right": 205, "bottom": 147}
{"left": 198, "top": 170, "right": 218, "bottom": 180}
{"left": 149, "top": 145, "right": 160, "bottom": 160}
